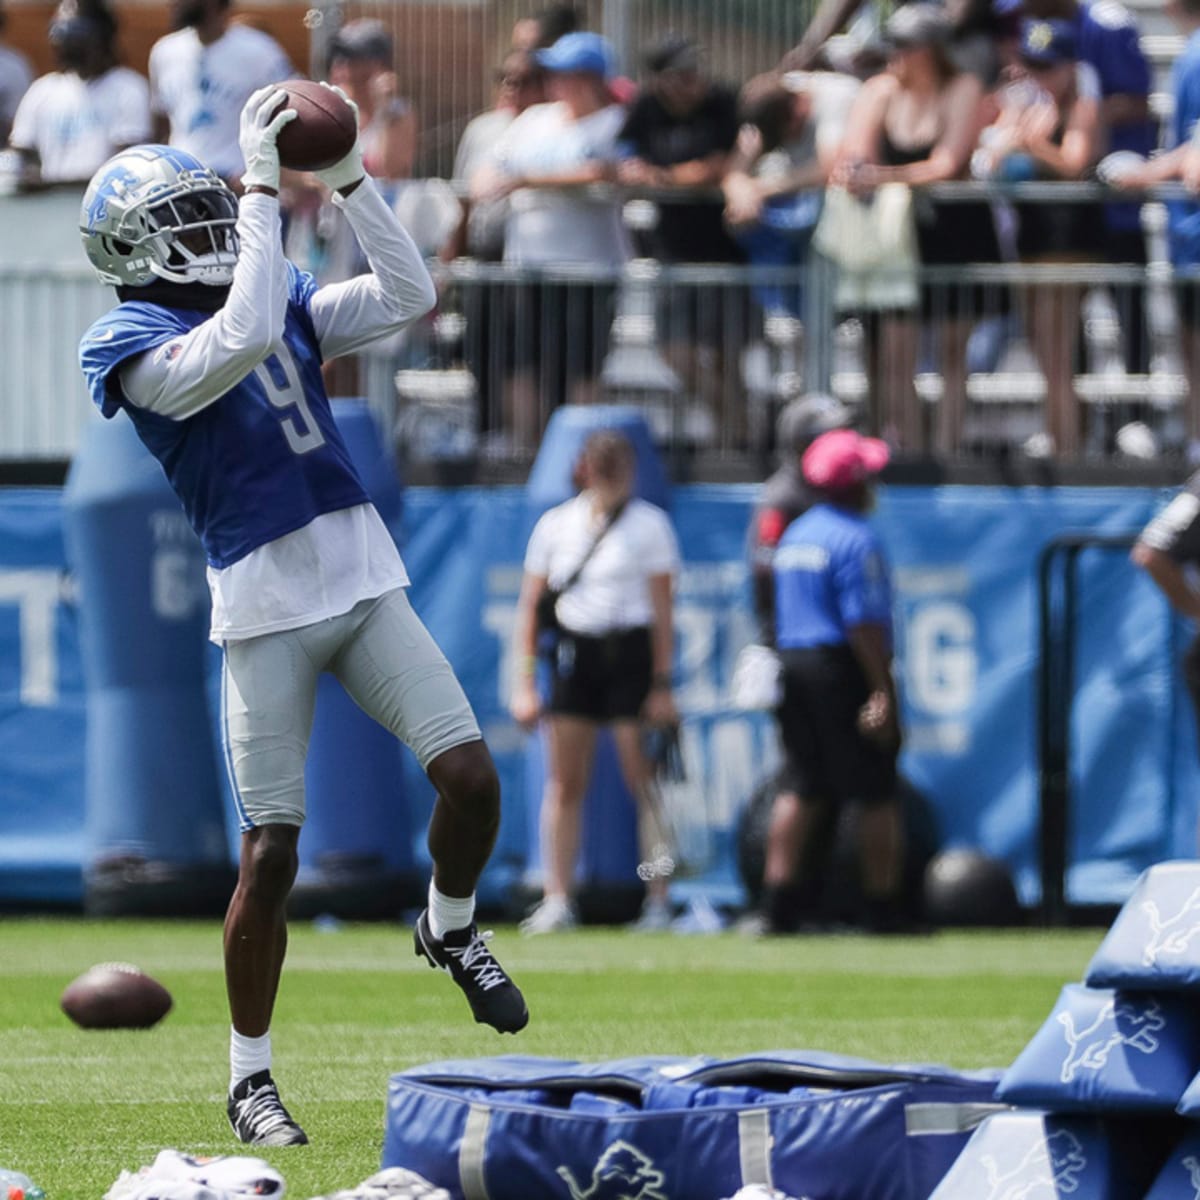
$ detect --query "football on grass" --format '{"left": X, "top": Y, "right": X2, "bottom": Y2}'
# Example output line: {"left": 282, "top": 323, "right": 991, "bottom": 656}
{"left": 273, "top": 79, "right": 357, "bottom": 172}
{"left": 60, "top": 962, "right": 173, "bottom": 1029}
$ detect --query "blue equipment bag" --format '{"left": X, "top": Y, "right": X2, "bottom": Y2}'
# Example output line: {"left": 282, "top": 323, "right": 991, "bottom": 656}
{"left": 996, "top": 984, "right": 1200, "bottom": 1112}
{"left": 1086, "top": 862, "right": 1200, "bottom": 992}
{"left": 383, "top": 1052, "right": 1004, "bottom": 1200}
{"left": 928, "top": 1109, "right": 1180, "bottom": 1200}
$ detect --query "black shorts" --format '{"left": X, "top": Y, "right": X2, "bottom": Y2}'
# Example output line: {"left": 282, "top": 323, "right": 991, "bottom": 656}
{"left": 547, "top": 626, "right": 652, "bottom": 722}
{"left": 504, "top": 278, "right": 618, "bottom": 394}
{"left": 776, "top": 645, "right": 898, "bottom": 805}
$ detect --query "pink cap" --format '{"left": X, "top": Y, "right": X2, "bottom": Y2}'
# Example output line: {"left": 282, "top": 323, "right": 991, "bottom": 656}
{"left": 801, "top": 429, "right": 890, "bottom": 490}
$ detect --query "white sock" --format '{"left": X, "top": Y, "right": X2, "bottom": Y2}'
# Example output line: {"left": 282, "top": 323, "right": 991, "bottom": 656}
{"left": 428, "top": 883, "right": 475, "bottom": 940}
{"left": 230, "top": 1028, "right": 271, "bottom": 1092}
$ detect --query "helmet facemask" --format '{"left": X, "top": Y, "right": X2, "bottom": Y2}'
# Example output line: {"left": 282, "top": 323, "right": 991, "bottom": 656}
{"left": 146, "top": 187, "right": 240, "bottom": 285}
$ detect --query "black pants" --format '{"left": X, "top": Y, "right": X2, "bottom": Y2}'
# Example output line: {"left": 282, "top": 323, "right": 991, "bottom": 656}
{"left": 776, "top": 645, "right": 897, "bottom": 804}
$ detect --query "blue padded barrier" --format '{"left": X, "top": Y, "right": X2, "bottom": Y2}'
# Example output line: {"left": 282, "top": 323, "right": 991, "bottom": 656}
{"left": 928, "top": 1110, "right": 1178, "bottom": 1199}
{"left": 996, "top": 984, "right": 1200, "bottom": 1113}
{"left": 62, "top": 412, "right": 230, "bottom": 911}
{"left": 1145, "top": 1129, "right": 1200, "bottom": 1199}
{"left": 1086, "top": 861, "right": 1200, "bottom": 992}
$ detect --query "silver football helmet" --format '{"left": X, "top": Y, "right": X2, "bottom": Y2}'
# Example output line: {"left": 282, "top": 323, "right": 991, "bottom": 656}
{"left": 80, "top": 144, "right": 239, "bottom": 287}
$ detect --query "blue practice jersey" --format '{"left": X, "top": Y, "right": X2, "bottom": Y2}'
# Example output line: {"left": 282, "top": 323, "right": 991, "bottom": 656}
{"left": 79, "top": 263, "right": 370, "bottom": 568}
{"left": 1168, "top": 31, "right": 1200, "bottom": 268}
{"left": 1076, "top": 0, "right": 1155, "bottom": 233}
{"left": 773, "top": 502, "right": 892, "bottom": 650}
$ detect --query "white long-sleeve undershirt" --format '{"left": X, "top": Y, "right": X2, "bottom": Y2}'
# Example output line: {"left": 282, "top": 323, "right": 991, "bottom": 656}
{"left": 119, "top": 180, "right": 436, "bottom": 418}
{"left": 109, "top": 179, "right": 434, "bottom": 641}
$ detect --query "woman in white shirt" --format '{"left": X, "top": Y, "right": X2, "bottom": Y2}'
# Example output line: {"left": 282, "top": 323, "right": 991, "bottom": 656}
{"left": 472, "top": 32, "right": 631, "bottom": 447}
{"left": 510, "top": 431, "right": 681, "bottom": 934}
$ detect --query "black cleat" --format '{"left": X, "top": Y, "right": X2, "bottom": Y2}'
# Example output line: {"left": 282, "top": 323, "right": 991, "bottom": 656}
{"left": 413, "top": 909, "right": 529, "bottom": 1034}
{"left": 228, "top": 1069, "right": 309, "bottom": 1146}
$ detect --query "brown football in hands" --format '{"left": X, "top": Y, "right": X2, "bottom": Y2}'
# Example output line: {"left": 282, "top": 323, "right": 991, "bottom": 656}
{"left": 272, "top": 79, "right": 357, "bottom": 172}
{"left": 60, "top": 962, "right": 173, "bottom": 1029}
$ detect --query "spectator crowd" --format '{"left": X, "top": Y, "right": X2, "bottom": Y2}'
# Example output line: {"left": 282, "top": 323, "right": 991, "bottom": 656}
{"left": 6, "top": 0, "right": 1200, "bottom": 461}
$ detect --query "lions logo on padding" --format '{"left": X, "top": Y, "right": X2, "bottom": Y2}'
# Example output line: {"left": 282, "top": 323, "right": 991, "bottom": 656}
{"left": 1057, "top": 997, "right": 1165, "bottom": 1083}
{"left": 981, "top": 1130, "right": 1087, "bottom": 1199}
{"left": 557, "top": 1141, "right": 667, "bottom": 1200}
{"left": 1182, "top": 1154, "right": 1200, "bottom": 1196}
{"left": 1142, "top": 887, "right": 1200, "bottom": 966}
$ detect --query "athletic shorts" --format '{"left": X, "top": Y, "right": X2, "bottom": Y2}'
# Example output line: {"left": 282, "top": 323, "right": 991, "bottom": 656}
{"left": 221, "top": 587, "right": 481, "bottom": 830}
{"left": 546, "top": 626, "right": 652, "bottom": 722}
{"left": 775, "top": 644, "right": 897, "bottom": 805}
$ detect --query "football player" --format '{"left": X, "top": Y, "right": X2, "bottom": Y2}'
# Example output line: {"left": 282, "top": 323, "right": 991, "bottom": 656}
{"left": 78, "top": 85, "right": 528, "bottom": 1147}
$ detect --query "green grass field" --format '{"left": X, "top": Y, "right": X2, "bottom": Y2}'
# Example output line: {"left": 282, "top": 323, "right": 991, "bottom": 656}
{"left": 0, "top": 919, "right": 1106, "bottom": 1199}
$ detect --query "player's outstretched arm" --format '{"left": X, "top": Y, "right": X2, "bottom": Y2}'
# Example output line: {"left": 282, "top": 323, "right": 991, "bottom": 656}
{"left": 308, "top": 85, "right": 436, "bottom": 360}
{"left": 119, "top": 88, "right": 297, "bottom": 419}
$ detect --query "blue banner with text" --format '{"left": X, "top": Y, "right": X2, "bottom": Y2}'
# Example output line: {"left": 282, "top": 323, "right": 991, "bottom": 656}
{"left": 0, "top": 483, "right": 1194, "bottom": 907}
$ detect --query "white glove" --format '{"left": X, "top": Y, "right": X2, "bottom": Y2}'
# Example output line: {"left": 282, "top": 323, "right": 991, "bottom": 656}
{"left": 315, "top": 81, "right": 366, "bottom": 194}
{"left": 239, "top": 85, "right": 296, "bottom": 192}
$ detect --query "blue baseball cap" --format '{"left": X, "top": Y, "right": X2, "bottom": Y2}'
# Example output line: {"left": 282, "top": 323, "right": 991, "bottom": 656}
{"left": 536, "top": 31, "right": 615, "bottom": 78}
{"left": 1019, "top": 18, "right": 1077, "bottom": 66}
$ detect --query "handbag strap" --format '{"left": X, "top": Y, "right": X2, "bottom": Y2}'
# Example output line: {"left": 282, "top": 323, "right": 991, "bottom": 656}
{"left": 557, "top": 497, "right": 629, "bottom": 598}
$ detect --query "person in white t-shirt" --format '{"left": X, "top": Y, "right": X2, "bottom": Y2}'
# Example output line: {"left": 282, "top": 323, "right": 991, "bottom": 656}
{"left": 510, "top": 430, "right": 682, "bottom": 934}
{"left": 0, "top": 2, "right": 33, "bottom": 146}
{"left": 472, "top": 32, "right": 631, "bottom": 445}
{"left": 149, "top": 0, "right": 295, "bottom": 186}
{"left": 8, "top": 7, "right": 150, "bottom": 186}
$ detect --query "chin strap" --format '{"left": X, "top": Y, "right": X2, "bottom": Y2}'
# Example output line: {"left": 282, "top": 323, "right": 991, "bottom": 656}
{"left": 117, "top": 280, "right": 232, "bottom": 311}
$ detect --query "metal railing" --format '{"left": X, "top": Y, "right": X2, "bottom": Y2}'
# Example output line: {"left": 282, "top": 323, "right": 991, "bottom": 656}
{"left": 4, "top": 181, "right": 1200, "bottom": 469}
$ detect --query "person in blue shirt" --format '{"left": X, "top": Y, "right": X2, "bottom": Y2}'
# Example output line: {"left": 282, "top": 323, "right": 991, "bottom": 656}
{"left": 1003, "top": 0, "right": 1156, "bottom": 370}
{"left": 759, "top": 428, "right": 904, "bottom": 934}
{"left": 77, "top": 86, "right": 527, "bottom": 1148}
{"left": 1111, "top": 0, "right": 1200, "bottom": 453}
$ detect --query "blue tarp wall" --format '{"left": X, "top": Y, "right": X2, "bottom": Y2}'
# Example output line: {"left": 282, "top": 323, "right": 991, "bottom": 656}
{"left": 0, "top": 483, "right": 1195, "bottom": 909}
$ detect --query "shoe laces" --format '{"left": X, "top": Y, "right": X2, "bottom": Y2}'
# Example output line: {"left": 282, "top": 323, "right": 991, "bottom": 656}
{"left": 447, "top": 929, "right": 507, "bottom": 991}
{"left": 237, "top": 1081, "right": 297, "bottom": 1137}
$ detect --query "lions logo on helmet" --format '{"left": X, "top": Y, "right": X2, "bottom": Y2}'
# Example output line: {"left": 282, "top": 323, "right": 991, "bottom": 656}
{"left": 80, "top": 145, "right": 240, "bottom": 288}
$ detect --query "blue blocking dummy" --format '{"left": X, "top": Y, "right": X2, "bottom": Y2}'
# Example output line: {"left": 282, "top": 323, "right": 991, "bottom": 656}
{"left": 63, "top": 411, "right": 231, "bottom": 912}
{"left": 996, "top": 984, "right": 1200, "bottom": 1112}
{"left": 1086, "top": 862, "right": 1200, "bottom": 992}
{"left": 928, "top": 1110, "right": 1176, "bottom": 1200}
{"left": 291, "top": 400, "right": 416, "bottom": 917}
{"left": 383, "top": 1051, "right": 1002, "bottom": 1200}
{"left": 523, "top": 406, "right": 670, "bottom": 920}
